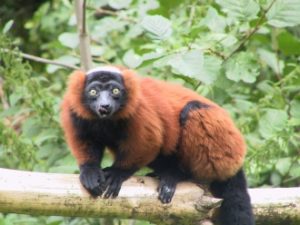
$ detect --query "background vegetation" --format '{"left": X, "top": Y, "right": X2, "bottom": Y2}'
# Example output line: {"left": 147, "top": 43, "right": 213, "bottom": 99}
{"left": 0, "top": 0, "right": 300, "bottom": 224}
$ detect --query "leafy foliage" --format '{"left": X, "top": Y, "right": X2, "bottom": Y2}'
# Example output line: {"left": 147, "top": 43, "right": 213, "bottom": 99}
{"left": 1, "top": 0, "right": 300, "bottom": 224}
{"left": 0, "top": 35, "right": 72, "bottom": 172}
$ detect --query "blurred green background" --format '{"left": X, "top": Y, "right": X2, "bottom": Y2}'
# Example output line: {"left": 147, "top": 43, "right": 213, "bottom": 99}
{"left": 0, "top": 0, "right": 300, "bottom": 224}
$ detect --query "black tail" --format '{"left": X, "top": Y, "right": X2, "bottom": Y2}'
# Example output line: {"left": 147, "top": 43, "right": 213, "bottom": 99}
{"left": 210, "top": 169, "right": 255, "bottom": 225}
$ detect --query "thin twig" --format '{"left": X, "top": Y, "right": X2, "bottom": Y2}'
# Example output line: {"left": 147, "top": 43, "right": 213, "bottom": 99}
{"left": 21, "top": 52, "right": 79, "bottom": 70}
{"left": 187, "top": 3, "right": 196, "bottom": 27}
{"left": 92, "top": 56, "right": 111, "bottom": 64}
{"left": 0, "top": 77, "right": 10, "bottom": 110}
{"left": 206, "top": 48, "right": 226, "bottom": 60}
{"left": 225, "top": 0, "right": 277, "bottom": 61}
{"left": 0, "top": 48, "right": 79, "bottom": 70}
{"left": 87, "top": 6, "right": 137, "bottom": 23}
{"left": 93, "top": 8, "right": 118, "bottom": 17}
{"left": 193, "top": 80, "right": 202, "bottom": 91}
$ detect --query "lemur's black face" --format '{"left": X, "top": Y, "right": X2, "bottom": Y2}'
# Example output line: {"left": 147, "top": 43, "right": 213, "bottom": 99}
{"left": 83, "top": 70, "right": 127, "bottom": 119}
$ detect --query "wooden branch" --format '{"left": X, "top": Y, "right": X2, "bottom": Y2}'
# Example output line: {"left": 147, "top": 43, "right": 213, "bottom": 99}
{"left": 249, "top": 188, "right": 300, "bottom": 225}
{"left": 0, "top": 168, "right": 220, "bottom": 225}
{"left": 75, "top": 0, "right": 93, "bottom": 71}
{"left": 0, "top": 168, "right": 299, "bottom": 225}
{"left": 0, "top": 48, "right": 79, "bottom": 70}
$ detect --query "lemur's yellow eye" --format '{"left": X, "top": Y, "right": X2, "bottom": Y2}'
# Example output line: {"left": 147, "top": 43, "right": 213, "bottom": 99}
{"left": 89, "top": 89, "right": 97, "bottom": 96}
{"left": 112, "top": 88, "right": 120, "bottom": 95}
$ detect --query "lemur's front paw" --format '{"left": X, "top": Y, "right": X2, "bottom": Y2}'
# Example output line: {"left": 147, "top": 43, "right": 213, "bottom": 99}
{"left": 103, "top": 167, "right": 134, "bottom": 198}
{"left": 79, "top": 163, "right": 106, "bottom": 197}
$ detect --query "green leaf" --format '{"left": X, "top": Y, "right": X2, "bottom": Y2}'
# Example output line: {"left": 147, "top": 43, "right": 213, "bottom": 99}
{"left": 138, "top": 51, "right": 164, "bottom": 68}
{"left": 259, "top": 109, "right": 288, "bottom": 139}
{"left": 198, "top": 55, "right": 222, "bottom": 84}
{"left": 46, "top": 216, "right": 66, "bottom": 225}
{"left": 35, "top": 130, "right": 58, "bottom": 145}
{"left": 234, "top": 99, "right": 253, "bottom": 112}
{"left": 167, "top": 49, "right": 204, "bottom": 80}
{"left": 92, "top": 18, "right": 127, "bottom": 39}
{"left": 275, "top": 157, "right": 292, "bottom": 175}
{"left": 90, "top": 45, "right": 105, "bottom": 56}
{"left": 22, "top": 118, "right": 43, "bottom": 138}
{"left": 219, "top": 34, "right": 238, "bottom": 47}
{"left": 123, "top": 50, "right": 143, "bottom": 68}
{"left": 289, "top": 118, "right": 300, "bottom": 127}
{"left": 138, "top": 0, "right": 160, "bottom": 16}
{"left": 270, "top": 171, "right": 282, "bottom": 186}
{"left": 37, "top": 143, "right": 56, "bottom": 159}
{"left": 142, "top": 51, "right": 163, "bottom": 61}
{"left": 46, "top": 55, "right": 79, "bottom": 73}
{"left": 2, "top": 20, "right": 14, "bottom": 34}
{"left": 102, "top": 154, "right": 113, "bottom": 168}
{"left": 216, "top": 0, "right": 259, "bottom": 20}
{"left": 127, "top": 25, "right": 144, "bottom": 38}
{"left": 225, "top": 52, "right": 260, "bottom": 83}
{"left": 152, "top": 54, "right": 171, "bottom": 68}
{"left": 58, "top": 32, "right": 79, "bottom": 48}
{"left": 108, "top": 0, "right": 132, "bottom": 9}
{"left": 202, "top": 7, "right": 226, "bottom": 33}
{"left": 256, "top": 80, "right": 274, "bottom": 94}
{"left": 290, "top": 99, "right": 300, "bottom": 118}
{"left": 202, "top": 33, "right": 238, "bottom": 48}
{"left": 0, "top": 106, "right": 21, "bottom": 118}
{"left": 278, "top": 31, "right": 300, "bottom": 55}
{"left": 9, "top": 91, "right": 24, "bottom": 106}
{"left": 257, "top": 49, "right": 284, "bottom": 74}
{"left": 266, "top": 0, "right": 300, "bottom": 28}
{"left": 141, "top": 15, "right": 172, "bottom": 40}
{"left": 90, "top": 0, "right": 108, "bottom": 8}
{"left": 289, "top": 163, "right": 300, "bottom": 178}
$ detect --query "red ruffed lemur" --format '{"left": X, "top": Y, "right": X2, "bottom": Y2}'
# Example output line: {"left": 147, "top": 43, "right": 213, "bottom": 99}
{"left": 61, "top": 66, "right": 254, "bottom": 225}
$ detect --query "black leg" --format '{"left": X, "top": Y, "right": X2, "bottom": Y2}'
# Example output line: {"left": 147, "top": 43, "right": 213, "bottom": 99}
{"left": 157, "top": 169, "right": 187, "bottom": 203}
{"left": 210, "top": 169, "right": 255, "bottom": 225}
{"left": 149, "top": 154, "right": 189, "bottom": 204}
{"left": 79, "top": 163, "right": 106, "bottom": 197}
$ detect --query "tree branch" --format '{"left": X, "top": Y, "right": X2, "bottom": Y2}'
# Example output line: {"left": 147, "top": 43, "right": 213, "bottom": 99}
{"left": 0, "top": 48, "right": 79, "bottom": 70}
{"left": 75, "top": 0, "right": 93, "bottom": 71}
{"left": 0, "top": 168, "right": 299, "bottom": 225}
{"left": 249, "top": 188, "right": 300, "bottom": 225}
{"left": 0, "top": 168, "right": 219, "bottom": 225}
{"left": 86, "top": 6, "right": 137, "bottom": 23}
{"left": 225, "top": 0, "right": 277, "bottom": 61}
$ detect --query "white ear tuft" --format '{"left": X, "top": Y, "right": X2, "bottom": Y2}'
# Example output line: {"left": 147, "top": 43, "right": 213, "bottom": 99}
{"left": 86, "top": 66, "right": 121, "bottom": 75}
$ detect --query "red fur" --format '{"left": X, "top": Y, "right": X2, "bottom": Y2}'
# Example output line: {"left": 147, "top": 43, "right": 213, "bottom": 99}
{"left": 60, "top": 99, "right": 92, "bottom": 164}
{"left": 61, "top": 68, "right": 246, "bottom": 180}
{"left": 63, "top": 70, "right": 94, "bottom": 119}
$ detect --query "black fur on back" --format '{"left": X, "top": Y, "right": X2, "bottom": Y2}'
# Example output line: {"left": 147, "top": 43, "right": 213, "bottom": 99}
{"left": 179, "top": 100, "right": 210, "bottom": 126}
